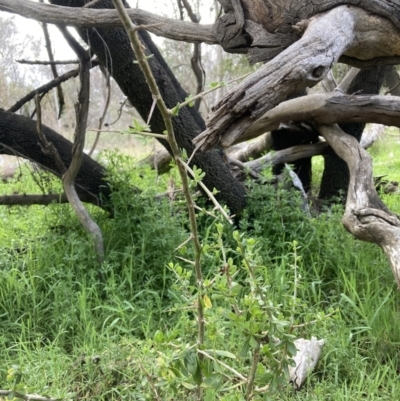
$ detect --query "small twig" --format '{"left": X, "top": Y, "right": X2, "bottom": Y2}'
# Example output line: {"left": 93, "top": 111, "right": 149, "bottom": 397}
{"left": 107, "top": 97, "right": 128, "bottom": 126}
{"left": 197, "top": 350, "right": 247, "bottom": 382}
{"left": 336, "top": 67, "right": 361, "bottom": 93}
{"left": 175, "top": 256, "right": 196, "bottom": 265}
{"left": 0, "top": 390, "right": 58, "bottom": 401}
{"left": 179, "top": 72, "right": 251, "bottom": 109}
{"left": 39, "top": 12, "right": 65, "bottom": 118}
{"left": 175, "top": 234, "right": 193, "bottom": 252}
{"left": 112, "top": 0, "right": 205, "bottom": 361}
{"left": 180, "top": 159, "right": 233, "bottom": 224}
{"left": 138, "top": 362, "right": 162, "bottom": 401}
{"left": 246, "top": 339, "right": 261, "bottom": 401}
{"left": 87, "top": 128, "right": 167, "bottom": 140}
{"left": 7, "top": 63, "right": 98, "bottom": 113}
{"left": 16, "top": 59, "right": 79, "bottom": 65}
{"left": 88, "top": 66, "right": 111, "bottom": 156}
{"left": 385, "top": 80, "right": 400, "bottom": 95}
{"left": 179, "top": 0, "right": 205, "bottom": 110}
{"left": 194, "top": 204, "right": 218, "bottom": 219}
{"left": 58, "top": 26, "right": 105, "bottom": 264}
{"left": 146, "top": 97, "right": 157, "bottom": 126}
{"left": 35, "top": 95, "right": 66, "bottom": 175}
{"left": 83, "top": 0, "right": 102, "bottom": 7}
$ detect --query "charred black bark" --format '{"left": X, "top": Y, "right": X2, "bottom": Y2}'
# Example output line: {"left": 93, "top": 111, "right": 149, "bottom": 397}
{"left": 271, "top": 126, "right": 319, "bottom": 193}
{"left": 0, "top": 108, "right": 111, "bottom": 207}
{"left": 318, "top": 66, "right": 389, "bottom": 201}
{"left": 270, "top": 89, "right": 318, "bottom": 193}
{"left": 50, "top": 0, "right": 247, "bottom": 215}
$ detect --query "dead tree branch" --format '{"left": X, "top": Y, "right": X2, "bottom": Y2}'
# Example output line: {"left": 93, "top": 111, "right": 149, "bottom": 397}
{"left": 7, "top": 61, "right": 99, "bottom": 113}
{"left": 16, "top": 59, "right": 79, "bottom": 65}
{"left": 317, "top": 123, "right": 400, "bottom": 288}
{"left": 88, "top": 66, "right": 111, "bottom": 156}
{"left": 58, "top": 26, "right": 105, "bottom": 264}
{"left": 245, "top": 93, "right": 400, "bottom": 142}
{"left": 194, "top": 6, "right": 400, "bottom": 150}
{"left": 39, "top": 0, "right": 65, "bottom": 118}
{"left": 0, "top": 0, "right": 216, "bottom": 43}
{"left": 178, "top": 0, "right": 205, "bottom": 111}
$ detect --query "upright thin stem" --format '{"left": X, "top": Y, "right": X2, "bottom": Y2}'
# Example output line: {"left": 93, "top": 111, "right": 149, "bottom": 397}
{"left": 111, "top": 0, "right": 204, "bottom": 346}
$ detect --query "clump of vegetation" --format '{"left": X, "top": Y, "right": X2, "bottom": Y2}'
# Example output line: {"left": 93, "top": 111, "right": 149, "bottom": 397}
{"left": 0, "top": 147, "right": 399, "bottom": 400}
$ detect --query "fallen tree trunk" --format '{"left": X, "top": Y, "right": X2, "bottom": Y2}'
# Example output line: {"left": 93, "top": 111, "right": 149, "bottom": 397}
{"left": 0, "top": 109, "right": 111, "bottom": 208}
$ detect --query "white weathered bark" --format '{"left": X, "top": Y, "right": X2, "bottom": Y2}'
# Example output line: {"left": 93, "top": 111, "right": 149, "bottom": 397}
{"left": 288, "top": 337, "right": 325, "bottom": 389}
{"left": 244, "top": 93, "right": 400, "bottom": 141}
{"left": 318, "top": 123, "right": 400, "bottom": 288}
{"left": 195, "top": 6, "right": 400, "bottom": 150}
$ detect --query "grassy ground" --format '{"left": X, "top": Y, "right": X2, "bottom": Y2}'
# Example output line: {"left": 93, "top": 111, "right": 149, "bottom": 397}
{"left": 0, "top": 133, "right": 399, "bottom": 400}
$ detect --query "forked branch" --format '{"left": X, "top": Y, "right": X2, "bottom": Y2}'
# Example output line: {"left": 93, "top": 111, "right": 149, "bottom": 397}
{"left": 317, "top": 123, "right": 400, "bottom": 287}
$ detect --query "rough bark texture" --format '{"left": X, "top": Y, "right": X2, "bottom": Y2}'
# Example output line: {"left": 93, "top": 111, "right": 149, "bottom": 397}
{"left": 0, "top": 109, "right": 111, "bottom": 206}
{"left": 215, "top": 0, "right": 400, "bottom": 64}
{"left": 195, "top": 6, "right": 360, "bottom": 151}
{"left": 0, "top": 0, "right": 216, "bottom": 44}
{"left": 270, "top": 89, "right": 319, "bottom": 193}
{"left": 50, "top": 0, "right": 246, "bottom": 215}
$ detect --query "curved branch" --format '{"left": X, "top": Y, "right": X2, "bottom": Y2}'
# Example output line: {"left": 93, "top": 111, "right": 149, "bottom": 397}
{"left": 317, "top": 123, "right": 400, "bottom": 288}
{"left": 195, "top": 6, "right": 400, "bottom": 150}
{"left": 0, "top": 109, "right": 111, "bottom": 208}
{"left": 0, "top": 0, "right": 216, "bottom": 44}
{"left": 7, "top": 61, "right": 99, "bottom": 113}
{"left": 244, "top": 93, "right": 400, "bottom": 142}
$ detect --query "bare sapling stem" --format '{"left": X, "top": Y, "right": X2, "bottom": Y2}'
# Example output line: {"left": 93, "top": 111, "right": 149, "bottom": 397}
{"left": 111, "top": 0, "right": 205, "bottom": 351}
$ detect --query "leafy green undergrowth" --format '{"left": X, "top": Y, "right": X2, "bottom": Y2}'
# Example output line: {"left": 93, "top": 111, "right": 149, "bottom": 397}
{"left": 0, "top": 152, "right": 399, "bottom": 400}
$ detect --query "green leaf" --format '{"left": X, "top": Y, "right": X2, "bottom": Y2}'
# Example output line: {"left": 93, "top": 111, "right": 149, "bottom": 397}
{"left": 192, "top": 363, "right": 203, "bottom": 385}
{"left": 171, "top": 103, "right": 181, "bottom": 116}
{"left": 184, "top": 350, "right": 198, "bottom": 375}
{"left": 203, "top": 295, "right": 212, "bottom": 309}
{"left": 286, "top": 341, "right": 298, "bottom": 358}
{"left": 204, "top": 374, "right": 223, "bottom": 390}
{"left": 204, "top": 349, "right": 236, "bottom": 359}
{"left": 153, "top": 330, "right": 164, "bottom": 344}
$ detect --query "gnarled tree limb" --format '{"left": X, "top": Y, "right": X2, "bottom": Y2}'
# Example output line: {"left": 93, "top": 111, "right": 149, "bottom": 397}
{"left": 244, "top": 93, "right": 400, "bottom": 142}
{"left": 317, "top": 123, "right": 400, "bottom": 288}
{"left": 0, "top": 0, "right": 216, "bottom": 44}
{"left": 194, "top": 6, "right": 400, "bottom": 150}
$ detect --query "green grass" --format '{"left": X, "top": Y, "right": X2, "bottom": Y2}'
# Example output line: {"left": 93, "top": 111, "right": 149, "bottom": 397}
{"left": 0, "top": 143, "right": 399, "bottom": 400}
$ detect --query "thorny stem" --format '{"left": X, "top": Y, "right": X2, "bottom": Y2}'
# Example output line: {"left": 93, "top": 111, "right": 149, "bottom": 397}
{"left": 181, "top": 159, "right": 232, "bottom": 224}
{"left": 111, "top": 0, "right": 205, "bottom": 361}
{"left": 245, "top": 338, "right": 261, "bottom": 401}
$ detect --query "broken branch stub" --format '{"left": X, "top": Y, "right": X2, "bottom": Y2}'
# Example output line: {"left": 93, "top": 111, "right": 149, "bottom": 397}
{"left": 194, "top": 6, "right": 358, "bottom": 151}
{"left": 317, "top": 124, "right": 400, "bottom": 288}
